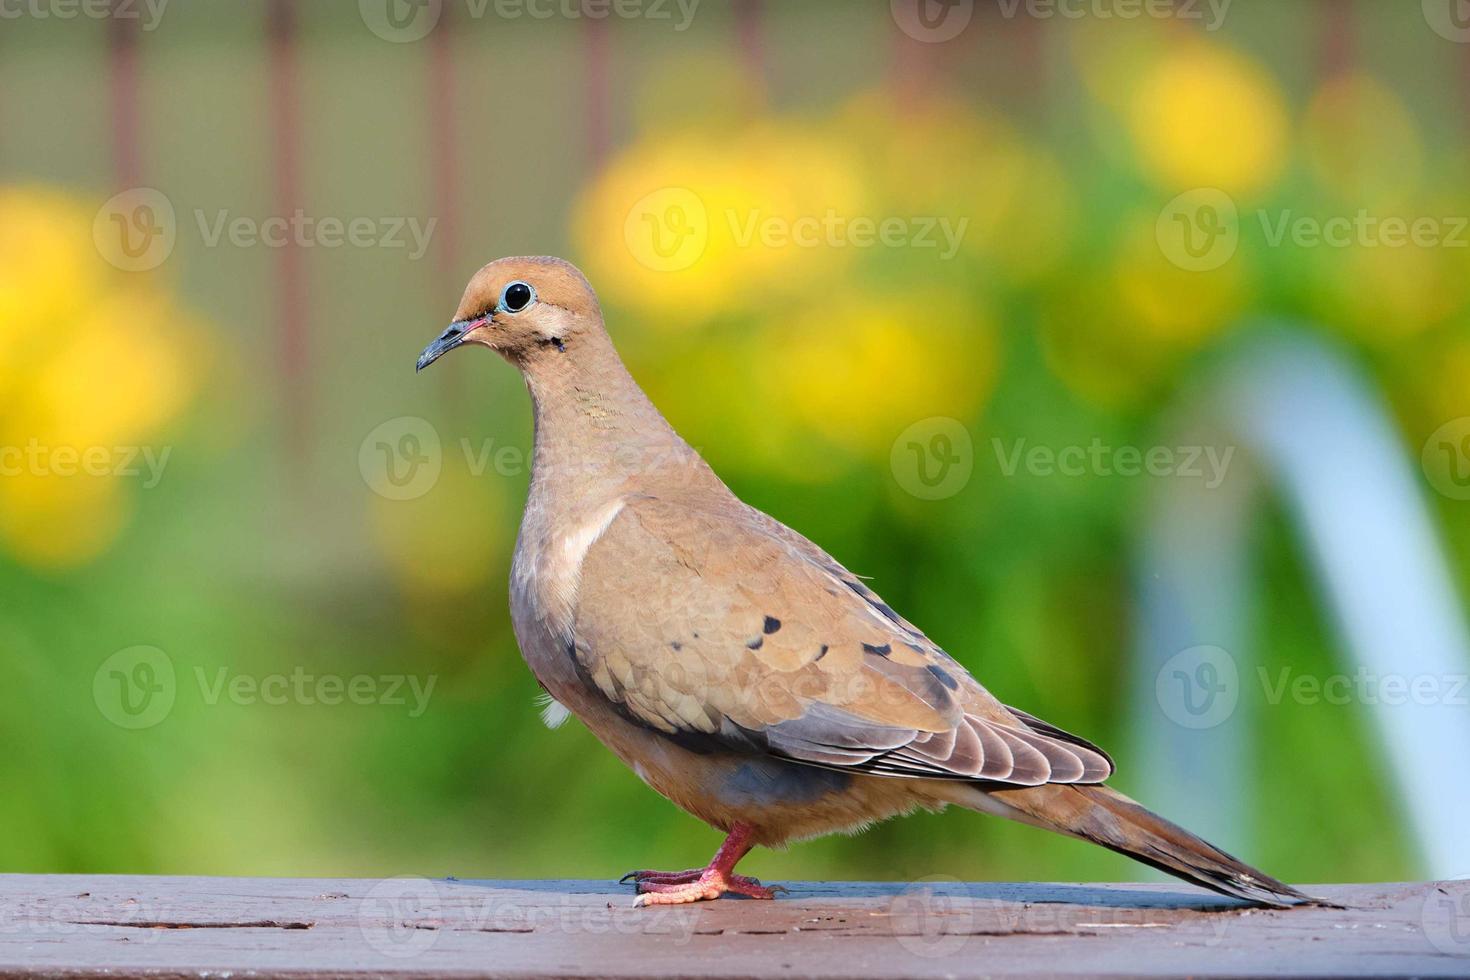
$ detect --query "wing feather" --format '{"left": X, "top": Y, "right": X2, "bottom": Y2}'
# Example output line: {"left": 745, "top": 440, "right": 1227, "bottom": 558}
{"left": 570, "top": 494, "right": 1115, "bottom": 787}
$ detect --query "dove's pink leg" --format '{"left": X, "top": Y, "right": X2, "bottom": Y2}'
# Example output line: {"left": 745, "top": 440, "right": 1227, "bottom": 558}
{"left": 621, "top": 822, "right": 785, "bottom": 906}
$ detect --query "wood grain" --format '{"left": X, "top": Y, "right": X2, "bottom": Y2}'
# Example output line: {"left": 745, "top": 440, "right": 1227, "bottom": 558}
{"left": 0, "top": 876, "right": 1465, "bottom": 977}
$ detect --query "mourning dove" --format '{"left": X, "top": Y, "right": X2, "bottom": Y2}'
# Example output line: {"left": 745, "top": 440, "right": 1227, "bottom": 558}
{"left": 416, "top": 256, "right": 1314, "bottom": 908}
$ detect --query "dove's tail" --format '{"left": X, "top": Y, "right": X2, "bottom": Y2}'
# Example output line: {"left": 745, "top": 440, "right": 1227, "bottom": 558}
{"left": 962, "top": 782, "right": 1320, "bottom": 907}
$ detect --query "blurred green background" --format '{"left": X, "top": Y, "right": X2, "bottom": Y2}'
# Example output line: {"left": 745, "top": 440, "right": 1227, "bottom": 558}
{"left": 2, "top": 0, "right": 1468, "bottom": 886}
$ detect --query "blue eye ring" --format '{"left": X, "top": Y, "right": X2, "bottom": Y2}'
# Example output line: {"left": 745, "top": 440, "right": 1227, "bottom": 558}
{"left": 498, "top": 280, "right": 536, "bottom": 314}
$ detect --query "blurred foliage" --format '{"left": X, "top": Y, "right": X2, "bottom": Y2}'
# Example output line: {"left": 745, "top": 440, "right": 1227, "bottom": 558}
{"left": 1, "top": 2, "right": 1466, "bottom": 887}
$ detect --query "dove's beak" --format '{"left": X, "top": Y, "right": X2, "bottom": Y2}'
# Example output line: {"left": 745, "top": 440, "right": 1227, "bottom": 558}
{"left": 416, "top": 318, "right": 482, "bottom": 372}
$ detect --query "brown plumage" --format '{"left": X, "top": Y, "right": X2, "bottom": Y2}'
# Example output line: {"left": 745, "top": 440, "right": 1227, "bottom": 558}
{"left": 416, "top": 256, "right": 1316, "bottom": 908}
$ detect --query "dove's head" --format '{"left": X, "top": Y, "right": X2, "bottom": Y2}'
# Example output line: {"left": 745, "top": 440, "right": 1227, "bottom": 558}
{"left": 416, "top": 256, "right": 604, "bottom": 372}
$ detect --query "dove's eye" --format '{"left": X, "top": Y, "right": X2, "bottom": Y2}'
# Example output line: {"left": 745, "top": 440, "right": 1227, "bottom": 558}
{"left": 499, "top": 281, "right": 535, "bottom": 313}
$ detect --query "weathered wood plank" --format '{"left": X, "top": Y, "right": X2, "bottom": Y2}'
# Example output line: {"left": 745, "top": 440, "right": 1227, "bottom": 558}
{"left": 0, "top": 875, "right": 1465, "bottom": 977}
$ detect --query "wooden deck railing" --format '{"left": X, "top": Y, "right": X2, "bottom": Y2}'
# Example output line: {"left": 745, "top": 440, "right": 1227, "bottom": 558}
{"left": 1, "top": 876, "right": 1465, "bottom": 976}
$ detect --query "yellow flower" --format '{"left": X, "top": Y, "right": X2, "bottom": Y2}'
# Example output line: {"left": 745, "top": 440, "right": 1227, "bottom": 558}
{"left": 762, "top": 291, "right": 993, "bottom": 468}
{"left": 0, "top": 186, "right": 105, "bottom": 388}
{"left": 0, "top": 185, "right": 208, "bottom": 570}
{"left": 572, "top": 122, "right": 868, "bottom": 325}
{"left": 832, "top": 90, "right": 1075, "bottom": 284}
{"left": 1126, "top": 40, "right": 1287, "bottom": 196}
{"left": 1042, "top": 212, "right": 1249, "bottom": 408}
{"left": 1112, "top": 210, "right": 1249, "bottom": 348}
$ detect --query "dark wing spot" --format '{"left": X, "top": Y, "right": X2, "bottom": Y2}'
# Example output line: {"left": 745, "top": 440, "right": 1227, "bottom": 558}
{"left": 670, "top": 641, "right": 683, "bottom": 651}
{"left": 862, "top": 643, "right": 892, "bottom": 658}
{"left": 926, "top": 664, "right": 959, "bottom": 691}
{"left": 747, "top": 637, "right": 764, "bottom": 650}
{"left": 906, "top": 642, "right": 925, "bottom": 654}
{"left": 763, "top": 616, "right": 782, "bottom": 634}
{"left": 814, "top": 644, "right": 829, "bottom": 661}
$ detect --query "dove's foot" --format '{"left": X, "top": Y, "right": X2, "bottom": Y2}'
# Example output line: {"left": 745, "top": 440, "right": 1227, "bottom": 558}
{"left": 622, "top": 821, "right": 783, "bottom": 906}
{"left": 631, "top": 869, "right": 783, "bottom": 906}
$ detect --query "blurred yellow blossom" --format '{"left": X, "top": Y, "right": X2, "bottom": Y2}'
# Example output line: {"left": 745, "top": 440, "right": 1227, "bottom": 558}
{"left": 0, "top": 185, "right": 207, "bottom": 570}
{"left": 572, "top": 122, "right": 869, "bottom": 324}
{"left": 1113, "top": 210, "right": 1249, "bottom": 349}
{"left": 762, "top": 292, "right": 994, "bottom": 461}
{"left": 368, "top": 461, "right": 506, "bottom": 598}
{"left": 644, "top": 290, "right": 993, "bottom": 484}
{"left": 832, "top": 90, "right": 1075, "bottom": 284}
{"left": 1126, "top": 39, "right": 1287, "bottom": 196}
{"left": 1303, "top": 74, "right": 1421, "bottom": 206}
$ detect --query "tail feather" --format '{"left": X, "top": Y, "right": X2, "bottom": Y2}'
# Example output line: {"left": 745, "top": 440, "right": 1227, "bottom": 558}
{"left": 970, "top": 783, "right": 1319, "bottom": 907}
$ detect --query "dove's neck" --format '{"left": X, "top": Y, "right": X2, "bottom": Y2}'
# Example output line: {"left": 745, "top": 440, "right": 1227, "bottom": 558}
{"left": 518, "top": 328, "right": 710, "bottom": 515}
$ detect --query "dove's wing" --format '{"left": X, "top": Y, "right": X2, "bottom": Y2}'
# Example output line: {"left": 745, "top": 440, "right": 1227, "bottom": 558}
{"left": 570, "top": 494, "right": 1112, "bottom": 787}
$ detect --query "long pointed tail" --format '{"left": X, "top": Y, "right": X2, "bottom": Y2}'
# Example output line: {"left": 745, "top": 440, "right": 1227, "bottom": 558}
{"left": 966, "top": 782, "right": 1318, "bottom": 907}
